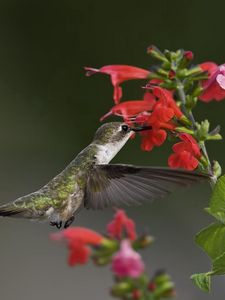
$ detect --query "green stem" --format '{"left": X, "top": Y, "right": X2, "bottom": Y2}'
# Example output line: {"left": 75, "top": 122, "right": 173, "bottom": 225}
{"left": 176, "top": 79, "right": 215, "bottom": 183}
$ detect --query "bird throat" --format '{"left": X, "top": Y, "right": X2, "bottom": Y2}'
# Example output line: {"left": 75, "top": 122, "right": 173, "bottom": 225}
{"left": 95, "top": 135, "right": 131, "bottom": 164}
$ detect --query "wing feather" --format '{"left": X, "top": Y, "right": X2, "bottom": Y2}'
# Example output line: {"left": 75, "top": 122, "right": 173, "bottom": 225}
{"left": 84, "top": 164, "right": 209, "bottom": 210}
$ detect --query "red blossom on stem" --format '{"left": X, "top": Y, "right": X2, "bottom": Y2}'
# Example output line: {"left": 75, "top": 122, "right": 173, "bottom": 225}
{"left": 85, "top": 65, "right": 150, "bottom": 104}
{"left": 137, "top": 87, "right": 183, "bottom": 152}
{"left": 183, "top": 50, "right": 194, "bottom": 61}
{"left": 168, "top": 133, "right": 201, "bottom": 171}
{"left": 100, "top": 98, "right": 156, "bottom": 122}
{"left": 199, "top": 62, "right": 225, "bottom": 102}
{"left": 100, "top": 86, "right": 183, "bottom": 152}
{"left": 51, "top": 227, "right": 103, "bottom": 266}
{"left": 107, "top": 209, "right": 137, "bottom": 241}
{"left": 140, "top": 128, "right": 167, "bottom": 151}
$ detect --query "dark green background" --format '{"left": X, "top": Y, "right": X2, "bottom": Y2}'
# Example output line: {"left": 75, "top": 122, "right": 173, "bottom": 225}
{"left": 0, "top": 0, "right": 224, "bottom": 299}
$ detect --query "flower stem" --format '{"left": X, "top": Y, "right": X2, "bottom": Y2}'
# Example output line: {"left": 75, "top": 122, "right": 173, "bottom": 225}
{"left": 176, "top": 79, "right": 215, "bottom": 183}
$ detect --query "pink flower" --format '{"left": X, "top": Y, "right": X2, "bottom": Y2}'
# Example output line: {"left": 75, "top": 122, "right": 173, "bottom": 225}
{"left": 112, "top": 240, "right": 145, "bottom": 278}
{"left": 85, "top": 65, "right": 150, "bottom": 104}
{"left": 107, "top": 209, "right": 136, "bottom": 241}
{"left": 199, "top": 62, "right": 225, "bottom": 102}
{"left": 168, "top": 133, "right": 201, "bottom": 171}
{"left": 51, "top": 227, "right": 103, "bottom": 266}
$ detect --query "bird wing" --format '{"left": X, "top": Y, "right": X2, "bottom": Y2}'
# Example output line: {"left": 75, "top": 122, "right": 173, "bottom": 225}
{"left": 84, "top": 164, "right": 209, "bottom": 210}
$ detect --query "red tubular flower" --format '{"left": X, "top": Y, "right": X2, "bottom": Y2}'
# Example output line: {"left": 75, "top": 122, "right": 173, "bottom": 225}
{"left": 85, "top": 65, "right": 150, "bottom": 104}
{"left": 152, "top": 86, "right": 183, "bottom": 119}
{"left": 199, "top": 62, "right": 225, "bottom": 102}
{"left": 100, "top": 99, "right": 156, "bottom": 121}
{"left": 137, "top": 87, "right": 181, "bottom": 151}
{"left": 51, "top": 227, "right": 103, "bottom": 266}
{"left": 140, "top": 128, "right": 167, "bottom": 151}
{"left": 168, "top": 133, "right": 201, "bottom": 171}
{"left": 107, "top": 209, "right": 137, "bottom": 241}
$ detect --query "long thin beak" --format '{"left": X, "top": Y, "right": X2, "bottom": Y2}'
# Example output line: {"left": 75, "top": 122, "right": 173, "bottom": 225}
{"left": 131, "top": 125, "right": 152, "bottom": 132}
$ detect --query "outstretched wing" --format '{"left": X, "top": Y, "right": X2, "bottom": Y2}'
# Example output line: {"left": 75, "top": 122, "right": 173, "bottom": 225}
{"left": 84, "top": 164, "right": 209, "bottom": 210}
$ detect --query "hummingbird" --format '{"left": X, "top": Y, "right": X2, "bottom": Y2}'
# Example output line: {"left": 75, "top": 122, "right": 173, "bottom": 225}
{"left": 0, "top": 122, "right": 208, "bottom": 229}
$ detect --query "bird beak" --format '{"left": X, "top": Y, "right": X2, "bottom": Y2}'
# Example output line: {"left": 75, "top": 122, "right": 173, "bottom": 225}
{"left": 130, "top": 125, "right": 152, "bottom": 132}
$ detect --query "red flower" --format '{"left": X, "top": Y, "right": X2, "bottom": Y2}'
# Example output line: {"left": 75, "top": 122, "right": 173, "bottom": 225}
{"left": 140, "top": 128, "right": 167, "bottom": 151}
{"left": 107, "top": 209, "right": 137, "bottom": 241}
{"left": 152, "top": 86, "right": 183, "bottom": 119}
{"left": 100, "top": 98, "right": 156, "bottom": 122}
{"left": 85, "top": 65, "right": 150, "bottom": 104}
{"left": 168, "top": 133, "right": 201, "bottom": 170}
{"left": 199, "top": 62, "right": 225, "bottom": 102}
{"left": 137, "top": 87, "right": 182, "bottom": 151}
{"left": 51, "top": 227, "right": 103, "bottom": 266}
{"left": 99, "top": 85, "right": 183, "bottom": 152}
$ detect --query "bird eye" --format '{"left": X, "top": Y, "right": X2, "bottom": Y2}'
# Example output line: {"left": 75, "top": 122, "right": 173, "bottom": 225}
{"left": 121, "top": 124, "right": 129, "bottom": 132}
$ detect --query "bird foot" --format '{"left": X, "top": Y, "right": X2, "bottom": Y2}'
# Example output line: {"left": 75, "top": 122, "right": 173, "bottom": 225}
{"left": 64, "top": 216, "right": 75, "bottom": 228}
{"left": 50, "top": 221, "right": 62, "bottom": 229}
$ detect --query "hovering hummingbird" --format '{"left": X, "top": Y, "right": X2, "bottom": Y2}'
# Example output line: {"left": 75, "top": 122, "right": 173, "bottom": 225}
{"left": 0, "top": 122, "right": 208, "bottom": 229}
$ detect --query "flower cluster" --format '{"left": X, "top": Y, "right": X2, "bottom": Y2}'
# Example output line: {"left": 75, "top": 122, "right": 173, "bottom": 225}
{"left": 51, "top": 209, "right": 175, "bottom": 300}
{"left": 86, "top": 46, "right": 223, "bottom": 174}
{"left": 199, "top": 62, "right": 225, "bottom": 102}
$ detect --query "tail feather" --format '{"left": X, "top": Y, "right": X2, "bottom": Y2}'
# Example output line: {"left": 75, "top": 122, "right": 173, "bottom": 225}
{"left": 0, "top": 205, "right": 27, "bottom": 218}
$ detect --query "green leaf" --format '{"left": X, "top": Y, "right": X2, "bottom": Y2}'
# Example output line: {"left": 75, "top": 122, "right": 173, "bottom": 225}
{"left": 191, "top": 273, "right": 211, "bottom": 292}
{"left": 207, "top": 175, "right": 225, "bottom": 223}
{"left": 195, "top": 223, "right": 225, "bottom": 260}
{"left": 212, "top": 252, "right": 225, "bottom": 275}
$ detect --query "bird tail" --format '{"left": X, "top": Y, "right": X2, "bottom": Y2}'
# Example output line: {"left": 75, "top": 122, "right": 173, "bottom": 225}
{"left": 0, "top": 204, "right": 28, "bottom": 218}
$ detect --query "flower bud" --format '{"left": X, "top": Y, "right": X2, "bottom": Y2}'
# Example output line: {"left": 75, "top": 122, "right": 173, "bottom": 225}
{"left": 148, "top": 281, "right": 157, "bottom": 291}
{"left": 212, "top": 160, "right": 222, "bottom": 178}
{"left": 111, "top": 282, "right": 133, "bottom": 297}
{"left": 184, "top": 50, "right": 194, "bottom": 61}
{"left": 132, "top": 289, "right": 142, "bottom": 300}
{"left": 147, "top": 45, "right": 168, "bottom": 63}
{"left": 168, "top": 70, "right": 176, "bottom": 79}
{"left": 132, "top": 234, "right": 154, "bottom": 249}
{"left": 196, "top": 120, "right": 210, "bottom": 141}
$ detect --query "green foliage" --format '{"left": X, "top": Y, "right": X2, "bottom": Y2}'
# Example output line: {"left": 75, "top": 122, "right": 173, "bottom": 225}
{"left": 206, "top": 175, "right": 225, "bottom": 223}
{"left": 192, "top": 175, "right": 225, "bottom": 292}
{"left": 195, "top": 223, "right": 225, "bottom": 259}
{"left": 191, "top": 273, "right": 211, "bottom": 292}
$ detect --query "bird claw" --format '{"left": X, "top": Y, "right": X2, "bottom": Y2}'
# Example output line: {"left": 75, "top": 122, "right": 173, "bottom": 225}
{"left": 50, "top": 221, "right": 62, "bottom": 229}
{"left": 64, "top": 216, "right": 75, "bottom": 228}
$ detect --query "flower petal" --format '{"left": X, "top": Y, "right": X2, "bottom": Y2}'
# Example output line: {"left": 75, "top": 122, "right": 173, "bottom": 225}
{"left": 112, "top": 240, "right": 145, "bottom": 278}
{"left": 107, "top": 209, "right": 136, "bottom": 241}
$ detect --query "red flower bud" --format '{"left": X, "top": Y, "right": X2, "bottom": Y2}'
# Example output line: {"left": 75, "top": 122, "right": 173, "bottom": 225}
{"left": 184, "top": 50, "right": 194, "bottom": 61}
{"left": 148, "top": 282, "right": 157, "bottom": 291}
{"left": 168, "top": 70, "right": 176, "bottom": 79}
{"left": 132, "top": 289, "right": 142, "bottom": 300}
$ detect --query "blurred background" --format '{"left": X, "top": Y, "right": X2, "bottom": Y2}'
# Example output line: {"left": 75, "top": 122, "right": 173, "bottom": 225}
{"left": 0, "top": 0, "right": 224, "bottom": 299}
